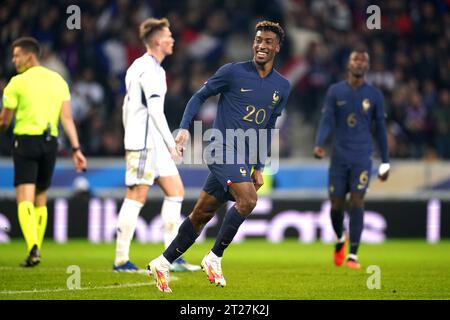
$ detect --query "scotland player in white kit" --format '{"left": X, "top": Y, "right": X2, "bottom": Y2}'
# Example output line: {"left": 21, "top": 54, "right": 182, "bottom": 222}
{"left": 113, "top": 18, "right": 200, "bottom": 273}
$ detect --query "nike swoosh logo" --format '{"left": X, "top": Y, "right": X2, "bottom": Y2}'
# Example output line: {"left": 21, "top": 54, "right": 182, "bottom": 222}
{"left": 337, "top": 101, "right": 347, "bottom": 106}
{"left": 240, "top": 88, "right": 253, "bottom": 92}
{"left": 176, "top": 248, "right": 183, "bottom": 254}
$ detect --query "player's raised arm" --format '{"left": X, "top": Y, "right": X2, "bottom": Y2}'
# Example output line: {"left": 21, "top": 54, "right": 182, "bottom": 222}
{"left": 179, "top": 63, "right": 233, "bottom": 130}
{"left": 314, "top": 86, "right": 336, "bottom": 158}
{"left": 179, "top": 85, "right": 214, "bottom": 130}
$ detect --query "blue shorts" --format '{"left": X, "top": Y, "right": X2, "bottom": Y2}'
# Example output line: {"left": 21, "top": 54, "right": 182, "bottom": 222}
{"left": 202, "top": 163, "right": 253, "bottom": 203}
{"left": 328, "top": 156, "right": 372, "bottom": 197}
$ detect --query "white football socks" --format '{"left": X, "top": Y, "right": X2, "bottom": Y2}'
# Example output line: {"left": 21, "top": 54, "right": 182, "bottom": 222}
{"left": 114, "top": 198, "right": 143, "bottom": 266}
{"left": 161, "top": 196, "right": 183, "bottom": 249}
{"left": 348, "top": 253, "right": 358, "bottom": 261}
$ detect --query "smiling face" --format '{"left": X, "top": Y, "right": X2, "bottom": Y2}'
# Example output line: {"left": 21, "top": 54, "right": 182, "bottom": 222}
{"left": 253, "top": 30, "right": 280, "bottom": 67}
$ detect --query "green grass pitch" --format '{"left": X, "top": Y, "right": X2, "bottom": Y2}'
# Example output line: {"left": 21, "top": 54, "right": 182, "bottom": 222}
{"left": 0, "top": 240, "right": 449, "bottom": 300}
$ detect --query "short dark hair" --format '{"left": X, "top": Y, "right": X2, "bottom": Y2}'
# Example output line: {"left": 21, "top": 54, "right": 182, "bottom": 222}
{"left": 349, "top": 48, "right": 370, "bottom": 62}
{"left": 255, "top": 21, "right": 285, "bottom": 46}
{"left": 12, "top": 37, "right": 41, "bottom": 57}
{"left": 139, "top": 18, "right": 170, "bottom": 46}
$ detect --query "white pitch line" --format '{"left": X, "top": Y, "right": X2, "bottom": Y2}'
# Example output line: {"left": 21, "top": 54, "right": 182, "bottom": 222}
{"left": 0, "top": 276, "right": 178, "bottom": 295}
{"left": 0, "top": 266, "right": 148, "bottom": 273}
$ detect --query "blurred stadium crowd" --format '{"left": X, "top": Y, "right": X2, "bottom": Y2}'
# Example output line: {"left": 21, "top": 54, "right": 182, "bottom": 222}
{"left": 0, "top": 0, "right": 449, "bottom": 159}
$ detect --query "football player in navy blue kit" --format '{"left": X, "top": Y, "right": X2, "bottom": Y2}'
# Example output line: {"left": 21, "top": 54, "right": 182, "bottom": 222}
{"left": 148, "top": 20, "right": 291, "bottom": 292}
{"left": 314, "top": 50, "right": 390, "bottom": 269}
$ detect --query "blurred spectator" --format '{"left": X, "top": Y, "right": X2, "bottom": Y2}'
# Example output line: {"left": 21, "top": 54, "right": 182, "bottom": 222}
{"left": 431, "top": 90, "right": 450, "bottom": 159}
{"left": 404, "top": 92, "right": 428, "bottom": 158}
{"left": 72, "top": 68, "right": 105, "bottom": 113}
{"left": 40, "top": 44, "right": 70, "bottom": 82}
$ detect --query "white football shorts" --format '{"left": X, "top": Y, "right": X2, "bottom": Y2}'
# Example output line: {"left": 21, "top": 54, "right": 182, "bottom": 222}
{"left": 125, "top": 147, "right": 178, "bottom": 186}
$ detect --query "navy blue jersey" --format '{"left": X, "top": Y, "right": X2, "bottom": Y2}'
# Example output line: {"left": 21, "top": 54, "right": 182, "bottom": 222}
{"left": 181, "top": 61, "right": 291, "bottom": 168}
{"left": 315, "top": 80, "right": 389, "bottom": 163}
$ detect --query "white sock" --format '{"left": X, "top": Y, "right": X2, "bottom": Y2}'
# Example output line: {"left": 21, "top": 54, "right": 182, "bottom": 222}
{"left": 208, "top": 250, "right": 221, "bottom": 261}
{"left": 338, "top": 234, "right": 346, "bottom": 243}
{"left": 114, "top": 198, "right": 143, "bottom": 266}
{"left": 348, "top": 253, "right": 358, "bottom": 261}
{"left": 161, "top": 196, "right": 183, "bottom": 249}
{"left": 158, "top": 254, "right": 170, "bottom": 266}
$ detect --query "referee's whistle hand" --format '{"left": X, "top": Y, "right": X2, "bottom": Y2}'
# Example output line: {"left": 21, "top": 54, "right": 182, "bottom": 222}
{"left": 73, "top": 151, "right": 87, "bottom": 173}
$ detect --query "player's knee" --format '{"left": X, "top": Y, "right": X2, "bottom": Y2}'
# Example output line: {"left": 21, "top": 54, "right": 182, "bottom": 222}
{"left": 349, "top": 199, "right": 364, "bottom": 209}
{"left": 190, "top": 207, "right": 215, "bottom": 225}
{"left": 349, "top": 201, "right": 364, "bottom": 210}
{"left": 331, "top": 198, "right": 345, "bottom": 211}
{"left": 331, "top": 204, "right": 344, "bottom": 211}
{"left": 236, "top": 196, "right": 257, "bottom": 216}
{"left": 349, "top": 193, "right": 365, "bottom": 209}
{"left": 165, "top": 187, "right": 184, "bottom": 198}
{"left": 126, "top": 185, "right": 148, "bottom": 204}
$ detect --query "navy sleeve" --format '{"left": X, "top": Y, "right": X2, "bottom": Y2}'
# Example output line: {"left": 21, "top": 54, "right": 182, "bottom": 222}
{"left": 203, "top": 63, "right": 233, "bottom": 95}
{"left": 179, "top": 63, "right": 233, "bottom": 129}
{"left": 179, "top": 85, "right": 215, "bottom": 129}
{"left": 255, "top": 83, "right": 291, "bottom": 171}
{"left": 374, "top": 89, "right": 389, "bottom": 163}
{"left": 314, "top": 86, "right": 335, "bottom": 147}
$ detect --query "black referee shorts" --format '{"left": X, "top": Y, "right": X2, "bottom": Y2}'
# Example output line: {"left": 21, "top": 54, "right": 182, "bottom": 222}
{"left": 12, "top": 135, "right": 58, "bottom": 190}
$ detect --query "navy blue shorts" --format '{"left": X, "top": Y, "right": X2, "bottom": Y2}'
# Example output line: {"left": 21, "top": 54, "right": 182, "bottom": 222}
{"left": 202, "top": 163, "right": 253, "bottom": 203}
{"left": 328, "top": 156, "right": 372, "bottom": 197}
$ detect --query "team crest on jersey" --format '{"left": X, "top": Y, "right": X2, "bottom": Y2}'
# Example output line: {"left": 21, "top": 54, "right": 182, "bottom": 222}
{"left": 357, "top": 171, "right": 369, "bottom": 190}
{"left": 240, "top": 167, "right": 247, "bottom": 176}
{"left": 270, "top": 91, "right": 280, "bottom": 109}
{"left": 362, "top": 99, "right": 371, "bottom": 112}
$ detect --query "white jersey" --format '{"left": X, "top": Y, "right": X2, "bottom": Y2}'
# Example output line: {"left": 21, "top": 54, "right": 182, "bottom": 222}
{"left": 122, "top": 53, "right": 176, "bottom": 151}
